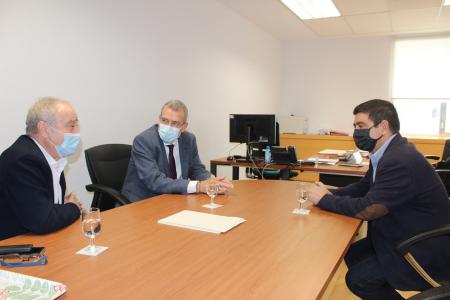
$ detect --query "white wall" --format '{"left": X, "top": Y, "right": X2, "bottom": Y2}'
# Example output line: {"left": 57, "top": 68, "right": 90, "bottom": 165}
{"left": 0, "top": 0, "right": 281, "bottom": 207}
{"left": 280, "top": 36, "right": 392, "bottom": 134}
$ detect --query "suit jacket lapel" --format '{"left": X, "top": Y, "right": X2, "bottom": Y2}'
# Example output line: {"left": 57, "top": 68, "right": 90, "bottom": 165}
{"left": 60, "top": 173, "right": 66, "bottom": 202}
{"left": 179, "top": 134, "right": 189, "bottom": 179}
{"left": 155, "top": 127, "right": 170, "bottom": 176}
{"left": 25, "top": 135, "right": 54, "bottom": 200}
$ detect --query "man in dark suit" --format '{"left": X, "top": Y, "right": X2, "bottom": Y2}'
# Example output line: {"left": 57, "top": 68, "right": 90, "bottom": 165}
{"left": 308, "top": 99, "right": 450, "bottom": 300}
{"left": 0, "top": 97, "right": 82, "bottom": 240}
{"left": 122, "top": 99, "right": 233, "bottom": 202}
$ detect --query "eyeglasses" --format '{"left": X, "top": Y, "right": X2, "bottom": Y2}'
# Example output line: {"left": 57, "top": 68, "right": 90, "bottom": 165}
{"left": 160, "top": 117, "right": 184, "bottom": 128}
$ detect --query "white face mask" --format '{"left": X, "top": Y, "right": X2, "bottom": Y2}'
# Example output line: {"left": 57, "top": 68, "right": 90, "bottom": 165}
{"left": 158, "top": 123, "right": 180, "bottom": 144}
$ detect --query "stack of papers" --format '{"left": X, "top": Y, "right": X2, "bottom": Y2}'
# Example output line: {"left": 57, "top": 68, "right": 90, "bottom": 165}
{"left": 158, "top": 210, "right": 246, "bottom": 234}
{"left": 318, "top": 149, "right": 349, "bottom": 156}
{"left": 0, "top": 269, "right": 66, "bottom": 299}
{"left": 338, "top": 161, "right": 370, "bottom": 167}
{"left": 306, "top": 157, "right": 339, "bottom": 165}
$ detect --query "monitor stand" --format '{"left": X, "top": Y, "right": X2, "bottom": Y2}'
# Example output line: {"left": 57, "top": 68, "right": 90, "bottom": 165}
{"left": 233, "top": 143, "right": 263, "bottom": 163}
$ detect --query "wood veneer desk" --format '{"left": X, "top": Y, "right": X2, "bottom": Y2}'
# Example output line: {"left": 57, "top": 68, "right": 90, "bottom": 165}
{"left": 280, "top": 134, "right": 446, "bottom": 183}
{"left": 0, "top": 181, "right": 361, "bottom": 299}
{"left": 210, "top": 157, "right": 368, "bottom": 185}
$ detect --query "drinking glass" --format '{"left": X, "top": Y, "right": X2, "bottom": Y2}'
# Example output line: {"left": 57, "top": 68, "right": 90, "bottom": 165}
{"left": 81, "top": 208, "right": 101, "bottom": 252}
{"left": 293, "top": 182, "right": 311, "bottom": 215}
{"left": 203, "top": 181, "right": 223, "bottom": 209}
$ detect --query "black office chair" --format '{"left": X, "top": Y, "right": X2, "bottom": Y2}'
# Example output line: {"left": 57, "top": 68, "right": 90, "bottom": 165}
{"left": 435, "top": 169, "right": 450, "bottom": 197}
{"left": 396, "top": 224, "right": 450, "bottom": 300}
{"left": 247, "top": 167, "right": 299, "bottom": 180}
{"left": 85, "top": 144, "right": 132, "bottom": 211}
{"left": 425, "top": 139, "right": 450, "bottom": 167}
{"left": 408, "top": 285, "right": 450, "bottom": 300}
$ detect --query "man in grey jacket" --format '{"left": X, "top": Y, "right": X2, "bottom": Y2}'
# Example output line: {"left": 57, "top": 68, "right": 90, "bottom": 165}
{"left": 122, "top": 100, "right": 233, "bottom": 202}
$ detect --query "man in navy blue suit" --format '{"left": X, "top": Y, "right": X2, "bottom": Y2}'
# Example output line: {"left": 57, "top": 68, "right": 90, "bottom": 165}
{"left": 0, "top": 97, "right": 82, "bottom": 240}
{"left": 309, "top": 99, "right": 450, "bottom": 300}
{"left": 122, "top": 99, "right": 233, "bottom": 202}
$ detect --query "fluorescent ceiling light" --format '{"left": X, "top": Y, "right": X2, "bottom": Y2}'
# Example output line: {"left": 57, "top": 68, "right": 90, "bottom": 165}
{"left": 444, "top": 0, "right": 450, "bottom": 6}
{"left": 280, "top": 0, "right": 341, "bottom": 20}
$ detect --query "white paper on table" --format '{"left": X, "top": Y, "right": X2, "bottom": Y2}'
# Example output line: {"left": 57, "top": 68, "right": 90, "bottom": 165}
{"left": 76, "top": 245, "right": 108, "bottom": 256}
{"left": 318, "top": 149, "right": 348, "bottom": 156}
{"left": 306, "top": 156, "right": 339, "bottom": 165}
{"left": 158, "top": 210, "right": 246, "bottom": 234}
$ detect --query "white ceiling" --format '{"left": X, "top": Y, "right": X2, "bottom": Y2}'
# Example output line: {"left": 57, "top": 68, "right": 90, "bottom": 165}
{"left": 217, "top": 0, "right": 450, "bottom": 40}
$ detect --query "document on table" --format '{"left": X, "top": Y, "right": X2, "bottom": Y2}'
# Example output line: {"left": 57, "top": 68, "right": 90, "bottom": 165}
{"left": 158, "top": 210, "right": 246, "bottom": 234}
{"left": 338, "top": 161, "right": 370, "bottom": 167}
{"left": 318, "top": 149, "right": 349, "bottom": 156}
{"left": 306, "top": 157, "right": 339, "bottom": 165}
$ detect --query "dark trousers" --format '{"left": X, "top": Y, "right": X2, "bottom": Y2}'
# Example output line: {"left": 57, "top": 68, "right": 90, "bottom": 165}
{"left": 344, "top": 238, "right": 404, "bottom": 300}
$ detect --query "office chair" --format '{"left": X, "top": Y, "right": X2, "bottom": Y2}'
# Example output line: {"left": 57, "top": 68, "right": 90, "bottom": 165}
{"left": 425, "top": 139, "right": 450, "bottom": 167}
{"left": 85, "top": 144, "right": 132, "bottom": 211}
{"left": 246, "top": 167, "right": 299, "bottom": 180}
{"left": 435, "top": 169, "right": 450, "bottom": 197}
{"left": 396, "top": 224, "right": 450, "bottom": 300}
{"left": 408, "top": 285, "right": 450, "bottom": 300}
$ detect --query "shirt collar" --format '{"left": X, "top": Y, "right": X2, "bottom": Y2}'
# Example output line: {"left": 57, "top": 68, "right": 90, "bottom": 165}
{"left": 30, "top": 137, "right": 67, "bottom": 169}
{"left": 163, "top": 139, "right": 179, "bottom": 147}
{"left": 369, "top": 133, "right": 397, "bottom": 166}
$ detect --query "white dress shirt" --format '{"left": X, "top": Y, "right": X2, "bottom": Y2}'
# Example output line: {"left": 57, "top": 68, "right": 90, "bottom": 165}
{"left": 163, "top": 139, "right": 198, "bottom": 193}
{"left": 31, "top": 138, "right": 67, "bottom": 204}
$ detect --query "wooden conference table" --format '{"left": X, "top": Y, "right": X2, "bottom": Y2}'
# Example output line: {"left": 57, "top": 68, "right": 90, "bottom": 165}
{"left": 0, "top": 181, "right": 361, "bottom": 299}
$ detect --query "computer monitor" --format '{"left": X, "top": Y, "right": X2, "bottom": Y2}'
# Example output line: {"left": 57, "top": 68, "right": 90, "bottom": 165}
{"left": 229, "top": 114, "right": 277, "bottom": 146}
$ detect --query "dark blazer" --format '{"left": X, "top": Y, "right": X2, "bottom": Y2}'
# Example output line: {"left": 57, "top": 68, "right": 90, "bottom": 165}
{"left": 0, "top": 135, "right": 80, "bottom": 240}
{"left": 122, "top": 124, "right": 210, "bottom": 201}
{"left": 318, "top": 134, "right": 450, "bottom": 290}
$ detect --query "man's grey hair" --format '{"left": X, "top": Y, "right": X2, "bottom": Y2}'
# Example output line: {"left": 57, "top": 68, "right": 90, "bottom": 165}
{"left": 160, "top": 99, "right": 188, "bottom": 123}
{"left": 26, "top": 97, "right": 70, "bottom": 134}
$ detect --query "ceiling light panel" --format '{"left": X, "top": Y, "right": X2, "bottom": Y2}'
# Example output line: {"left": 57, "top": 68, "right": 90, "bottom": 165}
{"left": 280, "top": 0, "right": 341, "bottom": 20}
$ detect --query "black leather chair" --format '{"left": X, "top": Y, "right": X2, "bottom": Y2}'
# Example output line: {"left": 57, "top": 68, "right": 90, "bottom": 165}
{"left": 436, "top": 169, "right": 450, "bottom": 197}
{"left": 396, "top": 224, "right": 450, "bottom": 300}
{"left": 425, "top": 139, "right": 450, "bottom": 166}
{"left": 247, "top": 167, "right": 299, "bottom": 180}
{"left": 85, "top": 144, "right": 132, "bottom": 211}
{"left": 424, "top": 141, "right": 450, "bottom": 197}
{"left": 408, "top": 285, "right": 450, "bottom": 300}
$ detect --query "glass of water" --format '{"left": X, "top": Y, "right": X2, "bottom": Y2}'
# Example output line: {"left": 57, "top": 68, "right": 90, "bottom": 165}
{"left": 203, "top": 180, "right": 223, "bottom": 209}
{"left": 293, "top": 182, "right": 311, "bottom": 215}
{"left": 81, "top": 208, "right": 101, "bottom": 251}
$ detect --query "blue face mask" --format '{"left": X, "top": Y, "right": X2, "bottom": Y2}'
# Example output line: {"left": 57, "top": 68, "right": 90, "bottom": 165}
{"left": 55, "top": 133, "right": 81, "bottom": 158}
{"left": 158, "top": 123, "right": 180, "bottom": 144}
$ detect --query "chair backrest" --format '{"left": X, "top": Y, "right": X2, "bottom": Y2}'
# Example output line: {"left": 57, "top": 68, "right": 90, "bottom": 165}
{"left": 442, "top": 139, "right": 450, "bottom": 162}
{"left": 436, "top": 169, "right": 450, "bottom": 198}
{"left": 85, "top": 144, "right": 131, "bottom": 210}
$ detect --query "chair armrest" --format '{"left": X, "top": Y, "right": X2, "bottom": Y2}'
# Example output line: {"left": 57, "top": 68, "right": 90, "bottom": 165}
{"left": 396, "top": 224, "right": 450, "bottom": 255}
{"left": 425, "top": 155, "right": 441, "bottom": 161}
{"left": 85, "top": 184, "right": 131, "bottom": 206}
{"left": 409, "top": 284, "right": 450, "bottom": 300}
{"left": 435, "top": 169, "right": 450, "bottom": 175}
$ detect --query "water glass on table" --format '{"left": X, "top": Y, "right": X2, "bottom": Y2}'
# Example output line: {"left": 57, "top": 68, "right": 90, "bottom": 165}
{"left": 203, "top": 180, "right": 223, "bottom": 209}
{"left": 293, "top": 182, "right": 311, "bottom": 215}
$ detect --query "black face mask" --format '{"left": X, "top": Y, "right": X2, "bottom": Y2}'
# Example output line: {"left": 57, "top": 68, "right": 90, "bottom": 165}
{"left": 353, "top": 126, "right": 382, "bottom": 152}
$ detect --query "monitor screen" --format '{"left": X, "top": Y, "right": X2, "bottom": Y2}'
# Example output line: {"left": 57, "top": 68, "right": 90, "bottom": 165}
{"left": 229, "top": 114, "right": 277, "bottom": 145}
